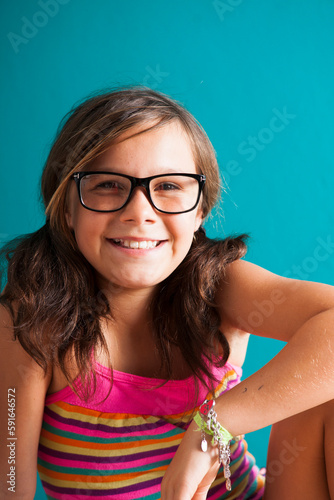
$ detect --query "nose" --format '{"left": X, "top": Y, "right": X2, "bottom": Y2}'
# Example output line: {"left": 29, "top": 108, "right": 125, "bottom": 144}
{"left": 118, "top": 187, "right": 157, "bottom": 224}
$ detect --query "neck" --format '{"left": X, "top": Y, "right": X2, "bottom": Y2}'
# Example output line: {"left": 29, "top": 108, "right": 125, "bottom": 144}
{"left": 99, "top": 279, "right": 157, "bottom": 336}
{"left": 96, "top": 283, "right": 162, "bottom": 376}
{"left": 95, "top": 279, "right": 191, "bottom": 380}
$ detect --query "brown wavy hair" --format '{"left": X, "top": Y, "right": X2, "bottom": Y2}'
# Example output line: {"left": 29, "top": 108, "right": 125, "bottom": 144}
{"left": 0, "top": 86, "right": 247, "bottom": 399}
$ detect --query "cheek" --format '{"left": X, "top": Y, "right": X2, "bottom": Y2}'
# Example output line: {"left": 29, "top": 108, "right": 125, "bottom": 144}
{"left": 76, "top": 215, "right": 102, "bottom": 239}
{"left": 68, "top": 209, "right": 102, "bottom": 259}
{"left": 170, "top": 214, "right": 200, "bottom": 250}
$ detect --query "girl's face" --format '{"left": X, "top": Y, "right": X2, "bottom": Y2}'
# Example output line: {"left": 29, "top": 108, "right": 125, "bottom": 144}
{"left": 66, "top": 121, "right": 203, "bottom": 293}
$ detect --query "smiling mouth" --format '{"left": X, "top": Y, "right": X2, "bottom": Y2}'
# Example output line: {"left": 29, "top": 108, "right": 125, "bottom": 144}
{"left": 111, "top": 239, "right": 162, "bottom": 249}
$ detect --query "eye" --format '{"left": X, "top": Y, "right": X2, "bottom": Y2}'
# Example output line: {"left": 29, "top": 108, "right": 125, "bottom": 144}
{"left": 87, "top": 179, "right": 127, "bottom": 193}
{"left": 154, "top": 182, "right": 181, "bottom": 191}
{"left": 94, "top": 181, "right": 122, "bottom": 190}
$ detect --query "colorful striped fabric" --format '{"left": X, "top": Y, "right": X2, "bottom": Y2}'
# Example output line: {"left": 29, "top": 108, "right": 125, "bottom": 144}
{"left": 38, "top": 361, "right": 265, "bottom": 499}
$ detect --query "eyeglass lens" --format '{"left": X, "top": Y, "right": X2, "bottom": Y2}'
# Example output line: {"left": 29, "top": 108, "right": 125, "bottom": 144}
{"left": 80, "top": 173, "right": 200, "bottom": 213}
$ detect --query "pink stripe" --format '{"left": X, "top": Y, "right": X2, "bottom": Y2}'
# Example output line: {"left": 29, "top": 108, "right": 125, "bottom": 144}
{"left": 238, "top": 466, "right": 264, "bottom": 500}
{"left": 209, "top": 483, "right": 228, "bottom": 500}
{"left": 107, "top": 451, "right": 174, "bottom": 469}
{"left": 42, "top": 482, "right": 161, "bottom": 500}
{"left": 233, "top": 454, "right": 254, "bottom": 482}
{"left": 114, "top": 482, "right": 160, "bottom": 500}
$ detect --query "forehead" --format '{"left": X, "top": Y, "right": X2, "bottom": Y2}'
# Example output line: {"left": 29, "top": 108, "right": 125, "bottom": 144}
{"left": 86, "top": 121, "right": 197, "bottom": 175}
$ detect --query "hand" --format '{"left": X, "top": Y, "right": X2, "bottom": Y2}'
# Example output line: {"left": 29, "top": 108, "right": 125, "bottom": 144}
{"left": 160, "top": 420, "right": 220, "bottom": 500}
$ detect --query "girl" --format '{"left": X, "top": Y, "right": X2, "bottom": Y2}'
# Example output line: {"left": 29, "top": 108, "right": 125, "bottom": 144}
{"left": 0, "top": 87, "right": 334, "bottom": 500}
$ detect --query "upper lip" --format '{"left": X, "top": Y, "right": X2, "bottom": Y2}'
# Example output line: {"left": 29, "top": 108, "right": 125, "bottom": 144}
{"left": 107, "top": 237, "right": 165, "bottom": 241}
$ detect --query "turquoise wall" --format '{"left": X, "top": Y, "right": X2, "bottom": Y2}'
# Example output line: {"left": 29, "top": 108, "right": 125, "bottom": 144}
{"left": 1, "top": 1, "right": 334, "bottom": 497}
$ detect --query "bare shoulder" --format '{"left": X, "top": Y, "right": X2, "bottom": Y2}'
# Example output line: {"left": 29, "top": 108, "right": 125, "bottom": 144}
{"left": 217, "top": 258, "right": 268, "bottom": 323}
{"left": 0, "top": 304, "right": 52, "bottom": 382}
{"left": 216, "top": 258, "right": 290, "bottom": 339}
{"left": 0, "top": 304, "right": 51, "bottom": 498}
{"left": 216, "top": 261, "right": 257, "bottom": 367}
{"left": 216, "top": 259, "right": 288, "bottom": 366}
{"left": 221, "top": 258, "right": 275, "bottom": 289}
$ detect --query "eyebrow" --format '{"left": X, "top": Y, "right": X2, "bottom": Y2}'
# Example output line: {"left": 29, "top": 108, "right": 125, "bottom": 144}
{"left": 82, "top": 166, "right": 188, "bottom": 175}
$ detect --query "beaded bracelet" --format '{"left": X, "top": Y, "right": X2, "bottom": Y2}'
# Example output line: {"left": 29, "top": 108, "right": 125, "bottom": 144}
{"left": 193, "top": 399, "right": 234, "bottom": 491}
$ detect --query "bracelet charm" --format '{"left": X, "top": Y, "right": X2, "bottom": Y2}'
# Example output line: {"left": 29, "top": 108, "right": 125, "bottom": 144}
{"left": 194, "top": 399, "right": 234, "bottom": 492}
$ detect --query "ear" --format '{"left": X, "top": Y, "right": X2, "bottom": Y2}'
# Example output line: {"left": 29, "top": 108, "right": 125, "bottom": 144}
{"left": 65, "top": 211, "right": 73, "bottom": 230}
{"left": 65, "top": 182, "right": 75, "bottom": 230}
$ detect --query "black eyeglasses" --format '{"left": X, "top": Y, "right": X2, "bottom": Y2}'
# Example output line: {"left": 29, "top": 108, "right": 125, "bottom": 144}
{"left": 72, "top": 171, "right": 206, "bottom": 214}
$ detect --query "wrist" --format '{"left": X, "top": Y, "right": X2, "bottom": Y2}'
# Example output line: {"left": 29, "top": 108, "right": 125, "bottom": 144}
{"left": 193, "top": 398, "right": 234, "bottom": 491}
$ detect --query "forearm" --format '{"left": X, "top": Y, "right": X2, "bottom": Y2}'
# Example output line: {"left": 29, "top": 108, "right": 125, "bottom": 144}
{"left": 215, "top": 308, "right": 334, "bottom": 436}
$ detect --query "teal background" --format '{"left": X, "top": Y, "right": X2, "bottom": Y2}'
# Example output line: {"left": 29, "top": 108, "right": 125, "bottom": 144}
{"left": 1, "top": 1, "right": 334, "bottom": 498}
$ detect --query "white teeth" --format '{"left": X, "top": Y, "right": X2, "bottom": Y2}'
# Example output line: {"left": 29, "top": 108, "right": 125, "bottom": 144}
{"left": 113, "top": 239, "right": 159, "bottom": 249}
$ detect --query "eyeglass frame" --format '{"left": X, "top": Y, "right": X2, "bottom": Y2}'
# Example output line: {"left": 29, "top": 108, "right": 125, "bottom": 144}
{"left": 72, "top": 171, "right": 206, "bottom": 215}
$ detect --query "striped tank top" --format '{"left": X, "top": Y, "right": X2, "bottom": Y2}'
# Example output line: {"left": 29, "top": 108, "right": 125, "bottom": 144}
{"left": 37, "top": 360, "right": 265, "bottom": 499}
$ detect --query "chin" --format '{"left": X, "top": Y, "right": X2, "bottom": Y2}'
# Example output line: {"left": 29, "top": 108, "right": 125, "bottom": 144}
{"left": 105, "top": 275, "right": 164, "bottom": 292}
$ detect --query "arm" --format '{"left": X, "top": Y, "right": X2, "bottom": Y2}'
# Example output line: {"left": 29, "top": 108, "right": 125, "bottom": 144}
{"left": 0, "top": 306, "right": 51, "bottom": 499}
{"left": 216, "top": 259, "right": 334, "bottom": 432}
{"left": 161, "top": 260, "right": 334, "bottom": 499}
